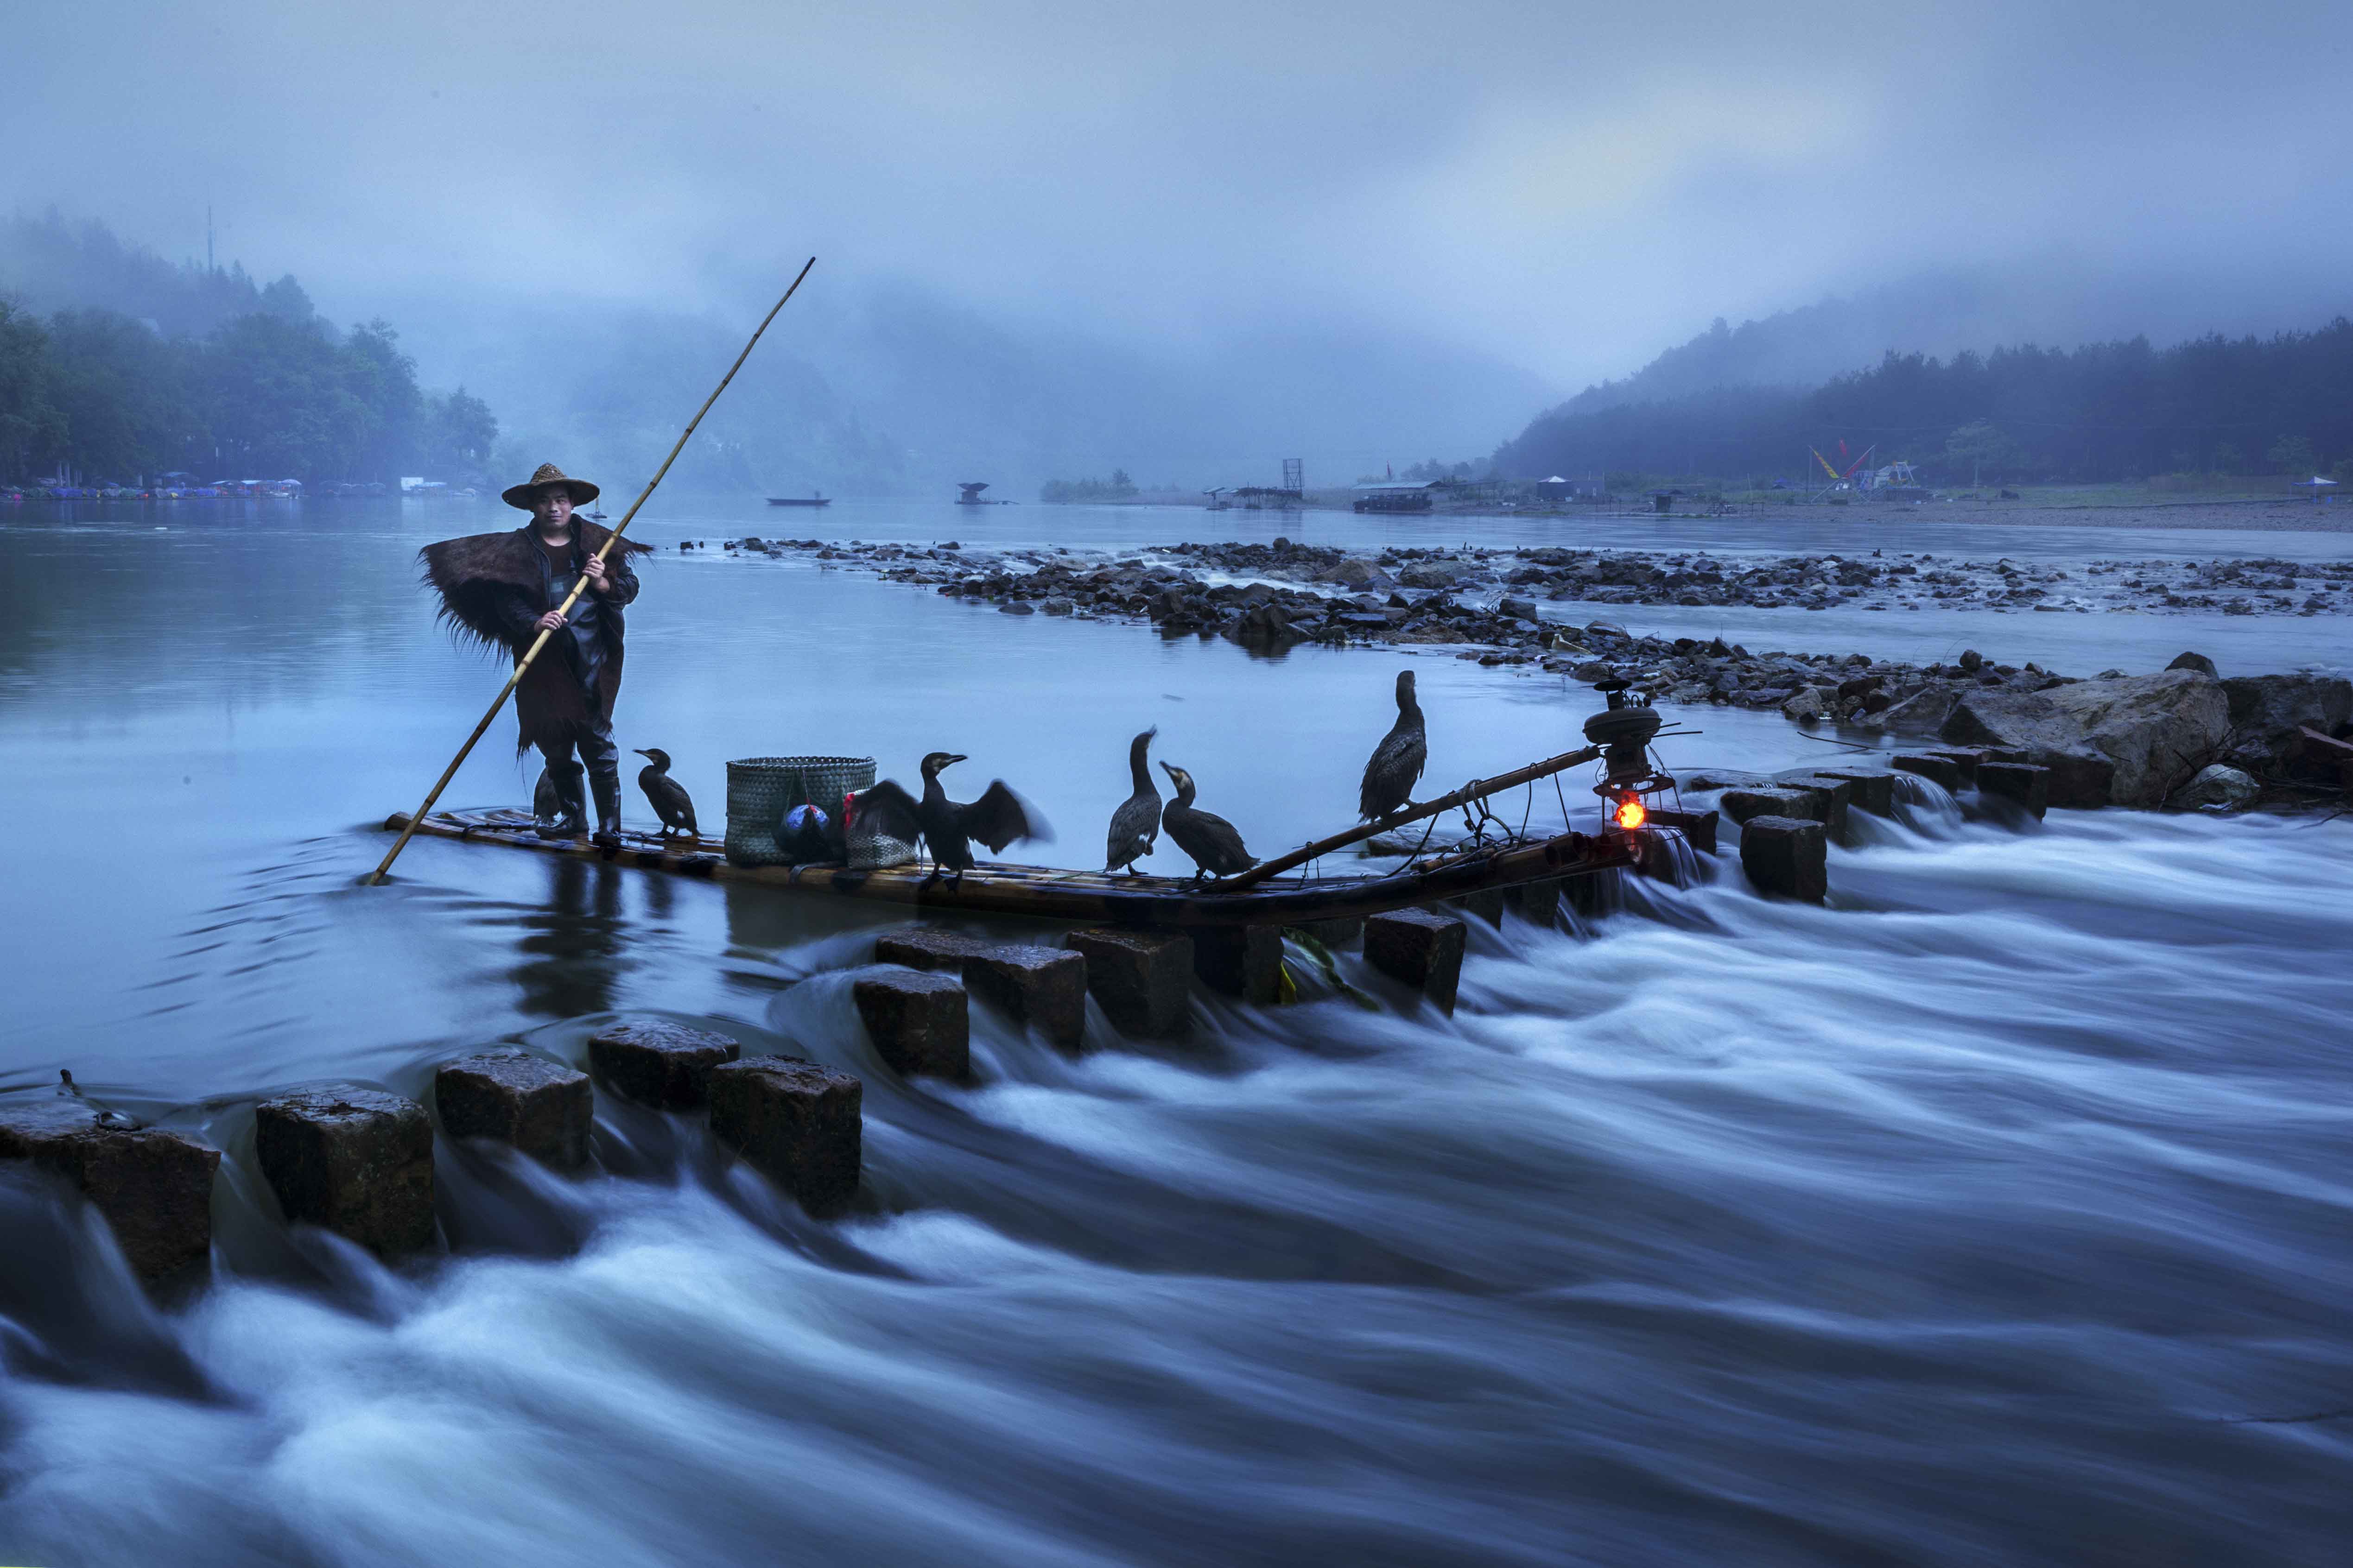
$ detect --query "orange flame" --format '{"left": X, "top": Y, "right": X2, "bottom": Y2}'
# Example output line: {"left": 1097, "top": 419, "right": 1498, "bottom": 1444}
{"left": 1612, "top": 796, "right": 1647, "bottom": 830}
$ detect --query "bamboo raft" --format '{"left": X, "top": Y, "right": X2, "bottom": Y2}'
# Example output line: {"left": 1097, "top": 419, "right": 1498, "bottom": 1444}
{"left": 379, "top": 808, "right": 1640, "bottom": 929}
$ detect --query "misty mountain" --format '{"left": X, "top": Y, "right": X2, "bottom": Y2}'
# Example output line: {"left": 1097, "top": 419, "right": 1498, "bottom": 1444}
{"left": 1531, "top": 262, "right": 2353, "bottom": 426}
{"left": 1492, "top": 315, "right": 2353, "bottom": 485}
{"left": 365, "top": 276, "right": 1556, "bottom": 500}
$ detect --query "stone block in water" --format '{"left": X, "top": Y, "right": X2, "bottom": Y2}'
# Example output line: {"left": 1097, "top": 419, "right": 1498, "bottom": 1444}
{"left": 1976, "top": 761, "right": 2050, "bottom": 819}
{"left": 1364, "top": 908, "right": 1466, "bottom": 1012}
{"left": 1738, "top": 816, "right": 1827, "bottom": 903}
{"left": 1922, "top": 748, "right": 1984, "bottom": 785}
{"left": 708, "top": 1056, "right": 862, "bottom": 1218}
{"left": 1065, "top": 928, "right": 1194, "bottom": 1039}
{"left": 254, "top": 1087, "right": 435, "bottom": 1258}
{"left": 1781, "top": 776, "right": 1852, "bottom": 835}
{"left": 434, "top": 1052, "right": 593, "bottom": 1170}
{"left": 1891, "top": 753, "right": 1964, "bottom": 791}
{"left": 1191, "top": 925, "right": 1284, "bottom": 1004}
{"left": 1289, "top": 917, "right": 1364, "bottom": 949}
{"left": 587, "top": 1020, "right": 741, "bottom": 1109}
{"left": 1719, "top": 787, "right": 1815, "bottom": 826}
{"left": 853, "top": 970, "right": 971, "bottom": 1079}
{"left": 1448, "top": 888, "right": 1507, "bottom": 925}
{"left": 1811, "top": 769, "right": 1895, "bottom": 817}
{"left": 965, "top": 945, "right": 1089, "bottom": 1050}
{"left": 1643, "top": 807, "right": 1718, "bottom": 853}
{"left": 1503, "top": 877, "right": 1564, "bottom": 928}
{"left": 875, "top": 926, "right": 991, "bottom": 971}
{"left": 0, "top": 1100, "right": 218, "bottom": 1282}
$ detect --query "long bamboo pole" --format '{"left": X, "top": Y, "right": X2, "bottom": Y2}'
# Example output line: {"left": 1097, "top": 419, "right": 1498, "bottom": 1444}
{"left": 1208, "top": 743, "right": 1604, "bottom": 892}
{"left": 364, "top": 257, "right": 817, "bottom": 885}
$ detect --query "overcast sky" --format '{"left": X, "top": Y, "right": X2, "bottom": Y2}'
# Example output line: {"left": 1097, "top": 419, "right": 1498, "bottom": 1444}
{"left": 9, "top": 0, "right": 2352, "bottom": 392}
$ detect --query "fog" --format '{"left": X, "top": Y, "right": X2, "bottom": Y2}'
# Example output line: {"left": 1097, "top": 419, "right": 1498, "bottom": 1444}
{"left": 6, "top": 0, "right": 2352, "bottom": 489}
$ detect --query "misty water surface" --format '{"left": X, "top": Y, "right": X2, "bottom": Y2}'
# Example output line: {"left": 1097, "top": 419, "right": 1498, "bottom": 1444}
{"left": 1, "top": 497, "right": 2348, "bottom": 1567}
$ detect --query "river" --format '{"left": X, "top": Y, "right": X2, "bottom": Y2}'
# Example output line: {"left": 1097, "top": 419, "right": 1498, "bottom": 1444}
{"left": 2, "top": 496, "right": 2348, "bottom": 1566}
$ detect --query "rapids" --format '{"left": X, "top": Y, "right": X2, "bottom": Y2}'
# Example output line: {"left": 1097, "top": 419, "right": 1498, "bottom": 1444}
{"left": 2, "top": 498, "right": 2348, "bottom": 1566}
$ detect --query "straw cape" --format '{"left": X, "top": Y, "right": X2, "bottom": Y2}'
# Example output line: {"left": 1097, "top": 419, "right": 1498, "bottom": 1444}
{"left": 419, "top": 473, "right": 651, "bottom": 753}
{"left": 501, "top": 462, "right": 601, "bottom": 510}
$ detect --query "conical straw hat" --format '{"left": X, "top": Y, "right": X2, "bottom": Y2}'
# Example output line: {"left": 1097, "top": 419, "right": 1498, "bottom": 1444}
{"left": 501, "top": 462, "right": 601, "bottom": 510}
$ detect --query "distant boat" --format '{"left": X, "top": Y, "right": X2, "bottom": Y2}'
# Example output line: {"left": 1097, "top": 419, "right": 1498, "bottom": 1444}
{"left": 766, "top": 493, "right": 831, "bottom": 507}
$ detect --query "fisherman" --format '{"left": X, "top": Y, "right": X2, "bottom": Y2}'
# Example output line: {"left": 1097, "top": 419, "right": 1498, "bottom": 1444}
{"left": 420, "top": 463, "right": 653, "bottom": 845}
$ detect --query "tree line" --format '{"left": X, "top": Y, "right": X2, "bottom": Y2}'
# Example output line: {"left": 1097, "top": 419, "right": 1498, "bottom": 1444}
{"left": 0, "top": 214, "right": 496, "bottom": 486}
{"left": 0, "top": 297, "right": 496, "bottom": 487}
{"left": 1492, "top": 316, "right": 2353, "bottom": 486}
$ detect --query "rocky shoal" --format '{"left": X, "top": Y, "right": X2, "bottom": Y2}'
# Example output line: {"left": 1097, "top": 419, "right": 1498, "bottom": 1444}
{"left": 712, "top": 534, "right": 2353, "bottom": 811}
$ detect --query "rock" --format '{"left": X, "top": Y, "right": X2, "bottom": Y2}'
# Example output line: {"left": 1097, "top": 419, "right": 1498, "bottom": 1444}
{"left": 708, "top": 1056, "right": 862, "bottom": 1217}
{"left": 875, "top": 927, "right": 992, "bottom": 971}
{"left": 1191, "top": 925, "right": 1285, "bottom": 1004}
{"left": 254, "top": 1087, "right": 436, "bottom": 1258}
{"left": 998, "top": 601, "right": 1035, "bottom": 615}
{"left": 1738, "top": 816, "right": 1827, "bottom": 902}
{"left": 0, "top": 1100, "right": 218, "bottom": 1282}
{"left": 1719, "top": 787, "right": 1816, "bottom": 825}
{"left": 588, "top": 1021, "right": 742, "bottom": 1109}
{"left": 2169, "top": 764, "right": 2260, "bottom": 814}
{"left": 1878, "top": 685, "right": 1960, "bottom": 735}
{"left": 964, "top": 945, "right": 1088, "bottom": 1051}
{"left": 1363, "top": 909, "right": 1466, "bottom": 1011}
{"left": 2166, "top": 651, "right": 2218, "bottom": 677}
{"left": 2219, "top": 673, "right": 2353, "bottom": 770}
{"left": 1940, "top": 669, "right": 2228, "bottom": 806}
{"left": 1039, "top": 598, "right": 1074, "bottom": 616}
{"left": 1891, "top": 753, "right": 1964, "bottom": 791}
{"left": 433, "top": 1053, "right": 593, "bottom": 1170}
{"left": 1584, "top": 620, "right": 1629, "bottom": 641}
{"left": 1976, "top": 761, "right": 2050, "bottom": 819}
{"left": 852, "top": 970, "right": 970, "bottom": 1079}
{"left": 1958, "top": 649, "right": 1984, "bottom": 672}
{"left": 1780, "top": 687, "right": 1828, "bottom": 722}
{"left": 1328, "top": 557, "right": 1380, "bottom": 588}
{"left": 1498, "top": 596, "right": 1538, "bottom": 621}
{"left": 1064, "top": 928, "right": 1194, "bottom": 1039}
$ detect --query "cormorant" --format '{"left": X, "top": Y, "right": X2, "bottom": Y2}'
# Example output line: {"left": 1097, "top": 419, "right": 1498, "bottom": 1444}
{"left": 781, "top": 800, "right": 848, "bottom": 864}
{"left": 1358, "top": 669, "right": 1427, "bottom": 821}
{"left": 1104, "top": 728, "right": 1160, "bottom": 874}
{"left": 633, "top": 747, "right": 699, "bottom": 838}
{"left": 1159, "top": 761, "right": 1255, "bottom": 879}
{"left": 856, "top": 753, "right": 1050, "bottom": 886}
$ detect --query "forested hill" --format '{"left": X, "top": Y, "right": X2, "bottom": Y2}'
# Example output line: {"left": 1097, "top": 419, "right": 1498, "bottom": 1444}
{"left": 0, "top": 213, "right": 495, "bottom": 487}
{"left": 1493, "top": 316, "right": 2353, "bottom": 485}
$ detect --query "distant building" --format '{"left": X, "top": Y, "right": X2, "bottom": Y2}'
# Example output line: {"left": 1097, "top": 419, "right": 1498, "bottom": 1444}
{"left": 1352, "top": 480, "right": 1438, "bottom": 514}
{"left": 1535, "top": 474, "right": 1605, "bottom": 501}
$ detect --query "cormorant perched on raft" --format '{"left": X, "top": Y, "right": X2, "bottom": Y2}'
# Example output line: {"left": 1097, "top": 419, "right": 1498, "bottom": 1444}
{"left": 857, "top": 752, "right": 1051, "bottom": 887}
{"left": 1104, "top": 728, "right": 1160, "bottom": 874}
{"left": 1158, "top": 761, "right": 1255, "bottom": 879}
{"left": 633, "top": 748, "right": 699, "bottom": 837}
{"left": 1358, "top": 669, "right": 1427, "bottom": 821}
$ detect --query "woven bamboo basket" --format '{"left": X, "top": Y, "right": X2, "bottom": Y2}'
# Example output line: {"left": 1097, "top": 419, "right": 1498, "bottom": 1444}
{"left": 724, "top": 756, "right": 875, "bottom": 867}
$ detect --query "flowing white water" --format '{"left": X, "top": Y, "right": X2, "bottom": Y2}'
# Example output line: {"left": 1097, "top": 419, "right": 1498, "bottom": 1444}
{"left": 2, "top": 499, "right": 2349, "bottom": 1566}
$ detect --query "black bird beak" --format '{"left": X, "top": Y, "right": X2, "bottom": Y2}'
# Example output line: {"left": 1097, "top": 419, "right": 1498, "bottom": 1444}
{"left": 945, "top": 753, "right": 968, "bottom": 766}
{"left": 633, "top": 749, "right": 652, "bottom": 758}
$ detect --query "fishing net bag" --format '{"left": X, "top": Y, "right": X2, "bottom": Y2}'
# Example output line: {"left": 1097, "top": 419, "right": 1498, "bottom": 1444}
{"left": 724, "top": 756, "right": 876, "bottom": 867}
